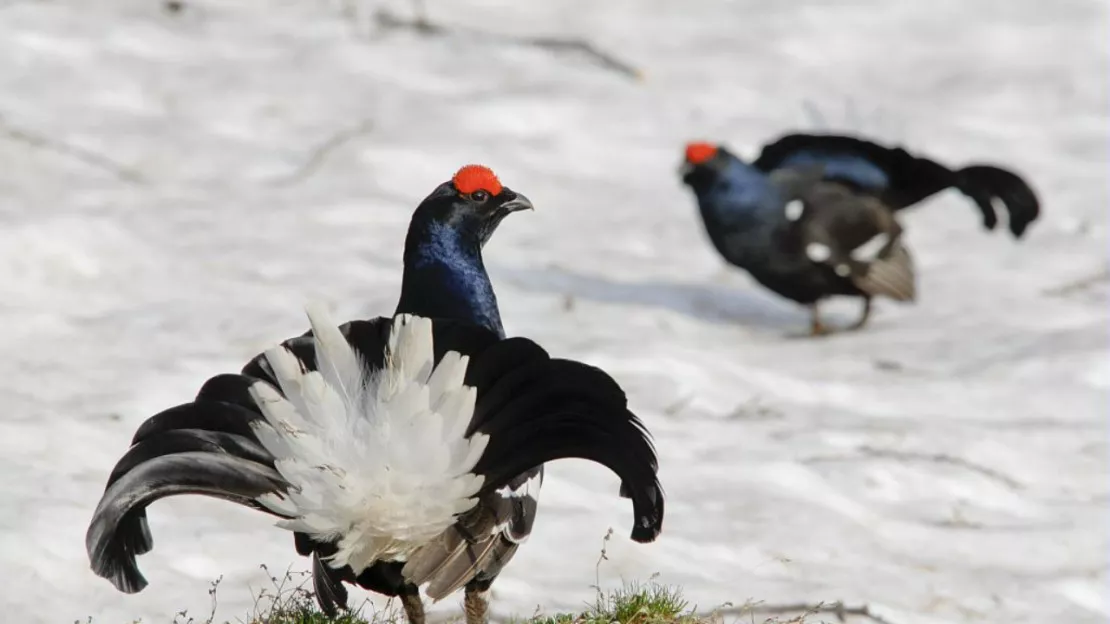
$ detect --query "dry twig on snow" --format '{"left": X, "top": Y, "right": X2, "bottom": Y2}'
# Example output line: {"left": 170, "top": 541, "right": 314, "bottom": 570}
{"left": 0, "top": 113, "right": 144, "bottom": 183}
{"left": 802, "top": 445, "right": 1023, "bottom": 490}
{"left": 1042, "top": 267, "right": 1110, "bottom": 298}
{"left": 268, "top": 118, "right": 375, "bottom": 187}
{"left": 371, "top": 6, "right": 642, "bottom": 80}
{"left": 714, "top": 600, "right": 900, "bottom": 624}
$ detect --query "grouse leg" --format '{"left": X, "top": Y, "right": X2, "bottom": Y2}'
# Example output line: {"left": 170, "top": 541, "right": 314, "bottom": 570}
{"left": 399, "top": 589, "right": 426, "bottom": 624}
{"left": 464, "top": 581, "right": 492, "bottom": 624}
{"left": 808, "top": 303, "right": 829, "bottom": 336}
{"left": 847, "top": 296, "right": 873, "bottom": 331}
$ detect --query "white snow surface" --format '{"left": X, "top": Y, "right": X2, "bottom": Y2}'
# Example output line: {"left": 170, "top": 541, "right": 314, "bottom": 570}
{"left": 0, "top": 1, "right": 1106, "bottom": 623}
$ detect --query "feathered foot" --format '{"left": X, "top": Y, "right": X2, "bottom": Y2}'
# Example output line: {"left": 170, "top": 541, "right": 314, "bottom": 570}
{"left": 847, "top": 296, "right": 873, "bottom": 331}
{"left": 808, "top": 304, "right": 830, "bottom": 336}
{"left": 464, "top": 582, "right": 491, "bottom": 624}
{"left": 807, "top": 298, "right": 872, "bottom": 336}
{"left": 400, "top": 590, "right": 426, "bottom": 624}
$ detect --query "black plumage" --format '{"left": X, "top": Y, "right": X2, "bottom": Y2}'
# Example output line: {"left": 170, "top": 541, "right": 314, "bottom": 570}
{"left": 86, "top": 166, "right": 664, "bottom": 624}
{"left": 679, "top": 133, "right": 1040, "bottom": 334}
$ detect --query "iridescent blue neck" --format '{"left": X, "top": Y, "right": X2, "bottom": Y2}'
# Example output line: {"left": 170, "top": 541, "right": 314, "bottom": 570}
{"left": 396, "top": 220, "right": 505, "bottom": 337}
{"left": 695, "top": 157, "right": 785, "bottom": 226}
{"left": 691, "top": 156, "right": 789, "bottom": 268}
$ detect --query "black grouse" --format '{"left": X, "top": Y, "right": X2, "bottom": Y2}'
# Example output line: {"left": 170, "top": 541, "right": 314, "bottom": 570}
{"left": 85, "top": 165, "right": 665, "bottom": 624}
{"left": 678, "top": 133, "right": 1040, "bottom": 334}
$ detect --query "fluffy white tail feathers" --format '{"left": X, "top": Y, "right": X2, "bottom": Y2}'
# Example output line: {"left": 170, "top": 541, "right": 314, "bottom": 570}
{"left": 249, "top": 308, "right": 489, "bottom": 574}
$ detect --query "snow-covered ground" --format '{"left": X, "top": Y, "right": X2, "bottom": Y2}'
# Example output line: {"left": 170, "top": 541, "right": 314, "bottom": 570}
{"left": 0, "top": 1, "right": 1106, "bottom": 622}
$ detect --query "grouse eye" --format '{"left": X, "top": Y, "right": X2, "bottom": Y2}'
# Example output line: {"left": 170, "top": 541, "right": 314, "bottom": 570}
{"left": 469, "top": 190, "right": 490, "bottom": 203}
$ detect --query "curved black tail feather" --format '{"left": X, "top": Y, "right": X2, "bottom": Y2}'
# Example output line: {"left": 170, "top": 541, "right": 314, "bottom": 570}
{"left": 466, "top": 338, "right": 664, "bottom": 543}
{"left": 754, "top": 132, "right": 1041, "bottom": 238}
{"left": 312, "top": 551, "right": 352, "bottom": 617}
{"left": 957, "top": 164, "right": 1041, "bottom": 238}
{"left": 97, "top": 385, "right": 272, "bottom": 566}
{"left": 86, "top": 447, "right": 288, "bottom": 593}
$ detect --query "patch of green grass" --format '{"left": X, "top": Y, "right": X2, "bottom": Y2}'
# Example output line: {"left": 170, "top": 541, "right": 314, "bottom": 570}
{"left": 525, "top": 582, "right": 703, "bottom": 624}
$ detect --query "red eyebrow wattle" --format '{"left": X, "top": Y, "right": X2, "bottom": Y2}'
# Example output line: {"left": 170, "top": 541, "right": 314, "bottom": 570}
{"left": 685, "top": 142, "right": 718, "bottom": 165}
{"left": 453, "top": 165, "right": 503, "bottom": 196}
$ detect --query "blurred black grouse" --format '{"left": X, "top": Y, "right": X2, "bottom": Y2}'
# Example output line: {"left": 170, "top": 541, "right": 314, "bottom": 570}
{"left": 85, "top": 166, "right": 664, "bottom": 624}
{"left": 679, "top": 133, "right": 1040, "bottom": 334}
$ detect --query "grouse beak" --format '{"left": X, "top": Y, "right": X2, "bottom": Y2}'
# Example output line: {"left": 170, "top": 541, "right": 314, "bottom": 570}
{"left": 677, "top": 161, "right": 694, "bottom": 177}
{"left": 500, "top": 189, "right": 534, "bottom": 214}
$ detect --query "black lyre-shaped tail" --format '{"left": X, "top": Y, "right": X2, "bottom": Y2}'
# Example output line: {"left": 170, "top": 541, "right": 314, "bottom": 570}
{"left": 755, "top": 132, "right": 1041, "bottom": 238}
{"left": 464, "top": 337, "right": 664, "bottom": 543}
{"left": 85, "top": 375, "right": 288, "bottom": 594}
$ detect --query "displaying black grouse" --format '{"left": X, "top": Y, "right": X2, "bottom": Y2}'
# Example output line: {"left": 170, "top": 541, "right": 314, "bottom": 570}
{"left": 86, "top": 166, "right": 665, "bottom": 624}
{"left": 679, "top": 133, "right": 1040, "bottom": 334}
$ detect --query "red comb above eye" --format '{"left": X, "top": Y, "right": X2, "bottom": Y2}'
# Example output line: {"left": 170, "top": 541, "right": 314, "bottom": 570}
{"left": 452, "top": 165, "right": 503, "bottom": 196}
{"left": 685, "top": 142, "right": 718, "bottom": 165}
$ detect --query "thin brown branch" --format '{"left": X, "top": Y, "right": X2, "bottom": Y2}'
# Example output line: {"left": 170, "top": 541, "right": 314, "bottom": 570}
{"left": 802, "top": 445, "right": 1023, "bottom": 490}
{"left": 1042, "top": 267, "right": 1110, "bottom": 297}
{"left": 268, "top": 117, "right": 374, "bottom": 187}
{"left": 0, "top": 113, "right": 145, "bottom": 183}
{"left": 521, "top": 36, "right": 642, "bottom": 79}
{"left": 372, "top": 8, "right": 642, "bottom": 79}
{"left": 860, "top": 446, "right": 1023, "bottom": 489}
{"left": 713, "top": 600, "right": 900, "bottom": 624}
{"left": 373, "top": 7, "right": 445, "bottom": 35}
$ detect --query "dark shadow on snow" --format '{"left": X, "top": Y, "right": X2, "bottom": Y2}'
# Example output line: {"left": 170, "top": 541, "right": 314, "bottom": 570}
{"left": 497, "top": 266, "right": 812, "bottom": 331}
